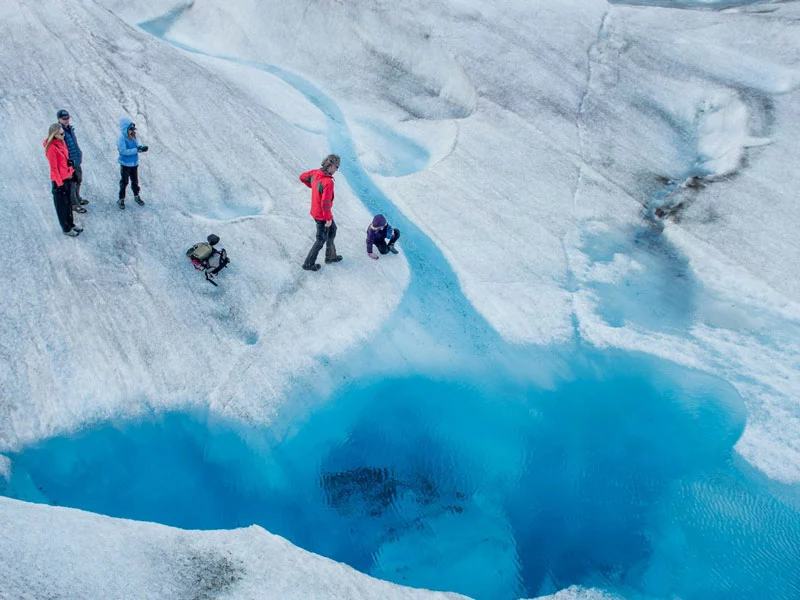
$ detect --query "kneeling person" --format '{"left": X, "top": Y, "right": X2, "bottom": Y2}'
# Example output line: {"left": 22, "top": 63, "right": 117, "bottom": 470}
{"left": 366, "top": 214, "right": 400, "bottom": 260}
{"left": 186, "top": 234, "right": 230, "bottom": 285}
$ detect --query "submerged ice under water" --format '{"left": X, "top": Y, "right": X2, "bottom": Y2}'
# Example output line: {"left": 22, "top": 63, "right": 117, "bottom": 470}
{"left": 7, "top": 349, "right": 800, "bottom": 600}
{"left": 3, "top": 6, "right": 800, "bottom": 600}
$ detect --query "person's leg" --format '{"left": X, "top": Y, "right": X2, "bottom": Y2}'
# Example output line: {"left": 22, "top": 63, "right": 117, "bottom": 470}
{"left": 69, "top": 168, "right": 80, "bottom": 207}
{"left": 119, "top": 165, "right": 130, "bottom": 200}
{"left": 375, "top": 238, "right": 390, "bottom": 255}
{"left": 74, "top": 165, "right": 87, "bottom": 203}
{"left": 131, "top": 166, "right": 140, "bottom": 198}
{"left": 53, "top": 182, "right": 73, "bottom": 232}
{"left": 387, "top": 228, "right": 400, "bottom": 254}
{"left": 69, "top": 167, "right": 86, "bottom": 213}
{"left": 303, "top": 219, "right": 328, "bottom": 269}
{"left": 63, "top": 180, "right": 75, "bottom": 230}
{"left": 324, "top": 219, "right": 342, "bottom": 263}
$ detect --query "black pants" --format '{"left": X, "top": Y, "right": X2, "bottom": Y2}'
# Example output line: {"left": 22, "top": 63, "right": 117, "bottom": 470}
{"left": 375, "top": 229, "right": 401, "bottom": 254}
{"left": 303, "top": 219, "right": 337, "bottom": 267}
{"left": 52, "top": 180, "right": 74, "bottom": 233}
{"left": 119, "top": 165, "right": 140, "bottom": 199}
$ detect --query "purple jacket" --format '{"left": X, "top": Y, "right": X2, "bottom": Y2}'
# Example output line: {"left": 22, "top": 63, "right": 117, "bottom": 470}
{"left": 366, "top": 225, "right": 394, "bottom": 253}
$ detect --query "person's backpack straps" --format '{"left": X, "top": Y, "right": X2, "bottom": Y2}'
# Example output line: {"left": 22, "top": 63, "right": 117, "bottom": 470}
{"left": 208, "top": 248, "right": 230, "bottom": 276}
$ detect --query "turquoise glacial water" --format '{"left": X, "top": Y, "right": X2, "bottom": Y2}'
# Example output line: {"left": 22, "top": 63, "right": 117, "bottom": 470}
{"left": 5, "top": 350, "right": 800, "bottom": 600}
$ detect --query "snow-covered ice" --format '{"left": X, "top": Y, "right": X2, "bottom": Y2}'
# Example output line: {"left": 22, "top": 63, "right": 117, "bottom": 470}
{"left": 1, "top": 0, "right": 800, "bottom": 598}
{"left": 0, "top": 496, "right": 466, "bottom": 600}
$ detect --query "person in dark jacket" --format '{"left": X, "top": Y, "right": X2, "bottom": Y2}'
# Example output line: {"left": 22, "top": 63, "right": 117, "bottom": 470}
{"left": 299, "top": 154, "right": 342, "bottom": 271}
{"left": 366, "top": 214, "right": 400, "bottom": 259}
{"left": 117, "top": 118, "right": 148, "bottom": 210}
{"left": 44, "top": 123, "right": 83, "bottom": 237}
{"left": 57, "top": 109, "right": 88, "bottom": 213}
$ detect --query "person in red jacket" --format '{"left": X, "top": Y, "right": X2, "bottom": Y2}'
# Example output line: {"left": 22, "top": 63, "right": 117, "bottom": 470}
{"left": 43, "top": 123, "right": 83, "bottom": 237}
{"left": 299, "top": 154, "right": 343, "bottom": 271}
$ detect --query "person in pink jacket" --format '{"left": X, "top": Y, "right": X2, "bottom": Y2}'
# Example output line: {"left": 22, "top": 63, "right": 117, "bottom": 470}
{"left": 43, "top": 123, "right": 83, "bottom": 237}
{"left": 299, "top": 154, "right": 342, "bottom": 271}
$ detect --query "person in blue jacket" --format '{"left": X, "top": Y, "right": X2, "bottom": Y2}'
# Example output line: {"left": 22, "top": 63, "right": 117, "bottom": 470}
{"left": 366, "top": 214, "right": 400, "bottom": 259}
{"left": 117, "top": 118, "right": 148, "bottom": 210}
{"left": 57, "top": 109, "right": 89, "bottom": 213}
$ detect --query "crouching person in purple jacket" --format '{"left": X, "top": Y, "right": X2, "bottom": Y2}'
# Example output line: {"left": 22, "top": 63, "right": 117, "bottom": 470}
{"left": 366, "top": 214, "right": 400, "bottom": 260}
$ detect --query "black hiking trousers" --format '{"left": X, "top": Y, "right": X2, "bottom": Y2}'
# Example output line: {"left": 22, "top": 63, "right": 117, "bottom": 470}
{"left": 303, "top": 218, "right": 337, "bottom": 267}
{"left": 52, "top": 180, "right": 75, "bottom": 233}
{"left": 119, "top": 165, "right": 140, "bottom": 199}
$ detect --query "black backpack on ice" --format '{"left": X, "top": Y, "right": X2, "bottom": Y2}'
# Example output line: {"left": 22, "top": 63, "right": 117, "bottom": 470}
{"left": 186, "top": 234, "right": 230, "bottom": 286}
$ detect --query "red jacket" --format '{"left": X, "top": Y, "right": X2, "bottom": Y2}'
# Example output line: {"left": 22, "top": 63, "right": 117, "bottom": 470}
{"left": 43, "top": 138, "right": 74, "bottom": 186}
{"left": 299, "top": 169, "right": 335, "bottom": 221}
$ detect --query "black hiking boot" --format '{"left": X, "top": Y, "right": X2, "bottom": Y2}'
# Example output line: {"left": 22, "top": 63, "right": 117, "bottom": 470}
{"left": 302, "top": 263, "right": 321, "bottom": 272}
{"left": 79, "top": 198, "right": 89, "bottom": 205}
{"left": 134, "top": 195, "right": 145, "bottom": 206}
{"left": 388, "top": 244, "right": 399, "bottom": 254}
{"left": 72, "top": 205, "right": 87, "bottom": 213}
{"left": 325, "top": 255, "right": 343, "bottom": 264}
{"left": 117, "top": 198, "right": 125, "bottom": 210}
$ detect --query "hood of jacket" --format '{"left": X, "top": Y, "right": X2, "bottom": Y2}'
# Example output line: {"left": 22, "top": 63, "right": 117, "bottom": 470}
{"left": 119, "top": 117, "right": 134, "bottom": 137}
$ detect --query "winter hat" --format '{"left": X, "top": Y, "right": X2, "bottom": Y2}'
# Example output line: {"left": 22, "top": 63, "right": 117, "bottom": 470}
{"left": 56, "top": 109, "right": 69, "bottom": 119}
{"left": 207, "top": 234, "right": 220, "bottom": 246}
{"left": 371, "top": 214, "right": 387, "bottom": 228}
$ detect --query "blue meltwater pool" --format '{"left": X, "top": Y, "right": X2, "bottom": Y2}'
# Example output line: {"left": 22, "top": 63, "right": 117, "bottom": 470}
{"left": 5, "top": 349, "right": 799, "bottom": 600}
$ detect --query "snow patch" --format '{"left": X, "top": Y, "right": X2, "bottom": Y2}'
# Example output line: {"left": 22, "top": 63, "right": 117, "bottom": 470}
{"left": 533, "top": 586, "right": 625, "bottom": 600}
{"left": 694, "top": 91, "right": 750, "bottom": 177}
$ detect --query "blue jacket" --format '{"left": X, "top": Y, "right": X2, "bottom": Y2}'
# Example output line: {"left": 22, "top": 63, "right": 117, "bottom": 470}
{"left": 61, "top": 124, "right": 83, "bottom": 167}
{"left": 117, "top": 118, "right": 140, "bottom": 167}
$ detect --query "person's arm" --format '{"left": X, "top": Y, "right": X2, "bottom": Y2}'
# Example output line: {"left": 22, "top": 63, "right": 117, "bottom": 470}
{"left": 366, "top": 229, "right": 379, "bottom": 259}
{"left": 73, "top": 130, "right": 82, "bottom": 162}
{"left": 117, "top": 136, "right": 138, "bottom": 157}
{"left": 299, "top": 170, "right": 314, "bottom": 189}
{"left": 320, "top": 180, "right": 334, "bottom": 221}
{"left": 46, "top": 147, "right": 64, "bottom": 187}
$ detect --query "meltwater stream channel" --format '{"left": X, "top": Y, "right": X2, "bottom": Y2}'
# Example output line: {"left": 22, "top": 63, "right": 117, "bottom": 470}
{"left": 4, "top": 6, "right": 800, "bottom": 600}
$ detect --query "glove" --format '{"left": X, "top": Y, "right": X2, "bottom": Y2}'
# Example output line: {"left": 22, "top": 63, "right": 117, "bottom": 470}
{"left": 67, "top": 159, "right": 74, "bottom": 167}
{"left": 368, "top": 252, "right": 379, "bottom": 260}
{"left": 138, "top": 145, "right": 149, "bottom": 153}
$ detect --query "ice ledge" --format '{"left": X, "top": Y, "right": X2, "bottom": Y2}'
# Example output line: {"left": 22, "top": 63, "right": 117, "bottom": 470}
{"left": 0, "top": 496, "right": 468, "bottom": 600}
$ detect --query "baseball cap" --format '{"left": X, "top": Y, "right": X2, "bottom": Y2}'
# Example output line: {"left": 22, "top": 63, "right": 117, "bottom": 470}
{"left": 56, "top": 109, "right": 70, "bottom": 119}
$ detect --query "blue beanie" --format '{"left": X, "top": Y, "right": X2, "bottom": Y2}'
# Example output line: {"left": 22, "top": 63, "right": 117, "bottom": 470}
{"left": 372, "top": 214, "right": 387, "bottom": 228}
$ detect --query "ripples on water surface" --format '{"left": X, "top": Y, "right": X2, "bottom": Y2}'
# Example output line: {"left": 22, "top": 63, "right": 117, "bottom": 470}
{"left": 5, "top": 350, "right": 799, "bottom": 599}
